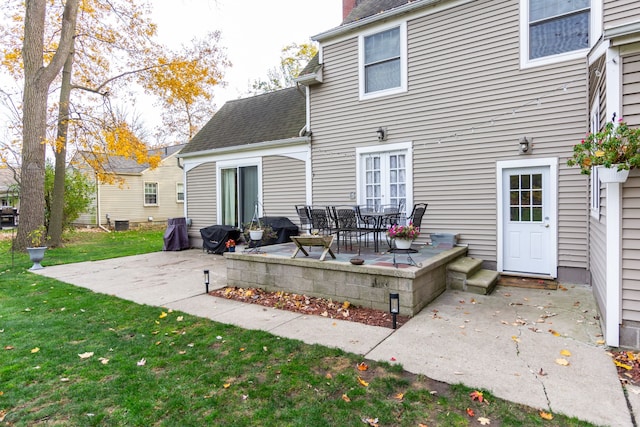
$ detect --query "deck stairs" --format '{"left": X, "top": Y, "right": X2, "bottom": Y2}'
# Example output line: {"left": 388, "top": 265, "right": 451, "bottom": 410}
{"left": 446, "top": 256, "right": 499, "bottom": 295}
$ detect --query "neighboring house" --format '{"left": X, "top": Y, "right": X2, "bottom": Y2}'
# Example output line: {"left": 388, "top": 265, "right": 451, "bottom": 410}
{"left": 181, "top": 0, "right": 640, "bottom": 347}
{"left": 73, "top": 144, "right": 186, "bottom": 228}
{"left": 178, "top": 87, "right": 309, "bottom": 247}
{"left": 0, "top": 168, "right": 19, "bottom": 208}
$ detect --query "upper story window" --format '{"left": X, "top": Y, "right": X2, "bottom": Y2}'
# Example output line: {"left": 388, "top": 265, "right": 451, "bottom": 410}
{"left": 144, "top": 182, "right": 158, "bottom": 206}
{"left": 521, "top": 0, "right": 591, "bottom": 68}
{"left": 359, "top": 22, "right": 407, "bottom": 100}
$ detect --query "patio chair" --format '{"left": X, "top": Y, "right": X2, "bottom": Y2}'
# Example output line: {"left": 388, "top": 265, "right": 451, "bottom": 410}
{"left": 330, "top": 206, "right": 366, "bottom": 253}
{"left": 408, "top": 203, "right": 428, "bottom": 229}
{"left": 308, "top": 206, "right": 333, "bottom": 235}
{"left": 295, "top": 205, "right": 312, "bottom": 233}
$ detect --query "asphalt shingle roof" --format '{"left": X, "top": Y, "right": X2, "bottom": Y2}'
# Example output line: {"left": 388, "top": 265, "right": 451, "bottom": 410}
{"left": 75, "top": 144, "right": 185, "bottom": 174}
{"left": 343, "top": 0, "right": 412, "bottom": 24}
{"left": 180, "top": 87, "right": 306, "bottom": 155}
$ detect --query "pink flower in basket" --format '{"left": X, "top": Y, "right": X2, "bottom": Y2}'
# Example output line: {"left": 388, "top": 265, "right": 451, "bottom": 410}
{"left": 387, "top": 222, "right": 420, "bottom": 240}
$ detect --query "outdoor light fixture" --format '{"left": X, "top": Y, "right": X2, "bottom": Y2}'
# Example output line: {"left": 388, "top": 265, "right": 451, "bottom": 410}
{"left": 389, "top": 292, "right": 400, "bottom": 329}
{"left": 376, "top": 126, "right": 387, "bottom": 141}
{"left": 519, "top": 136, "right": 532, "bottom": 154}
{"left": 204, "top": 269, "right": 210, "bottom": 294}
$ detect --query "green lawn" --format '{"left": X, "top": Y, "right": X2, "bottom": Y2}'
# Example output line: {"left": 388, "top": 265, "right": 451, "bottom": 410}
{"left": 0, "top": 228, "right": 594, "bottom": 426}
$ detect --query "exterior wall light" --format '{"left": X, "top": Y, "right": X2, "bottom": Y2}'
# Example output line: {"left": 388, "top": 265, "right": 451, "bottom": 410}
{"left": 519, "top": 136, "right": 532, "bottom": 154}
{"left": 377, "top": 127, "right": 387, "bottom": 141}
{"left": 389, "top": 292, "right": 400, "bottom": 329}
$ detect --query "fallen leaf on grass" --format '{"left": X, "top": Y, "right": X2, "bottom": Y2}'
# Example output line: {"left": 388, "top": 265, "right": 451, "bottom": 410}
{"left": 0, "top": 409, "right": 6, "bottom": 422}
{"left": 159, "top": 312, "right": 167, "bottom": 319}
{"left": 325, "top": 373, "right": 333, "bottom": 379}
{"left": 357, "top": 362, "right": 369, "bottom": 371}
{"left": 342, "top": 394, "right": 351, "bottom": 402}
{"left": 555, "top": 358, "right": 570, "bottom": 366}
{"left": 98, "top": 357, "right": 109, "bottom": 365}
{"left": 466, "top": 408, "right": 475, "bottom": 417}
{"left": 361, "top": 417, "right": 379, "bottom": 427}
{"left": 137, "top": 358, "right": 146, "bottom": 366}
{"left": 31, "top": 347, "right": 40, "bottom": 353}
{"left": 223, "top": 383, "right": 231, "bottom": 388}
{"left": 478, "top": 416, "right": 491, "bottom": 425}
{"left": 539, "top": 411, "right": 554, "bottom": 420}
{"left": 470, "top": 390, "right": 484, "bottom": 402}
{"left": 176, "top": 316, "right": 183, "bottom": 322}
{"left": 357, "top": 376, "right": 369, "bottom": 387}
{"left": 394, "top": 392, "right": 404, "bottom": 400}
{"left": 4, "top": 346, "right": 14, "bottom": 350}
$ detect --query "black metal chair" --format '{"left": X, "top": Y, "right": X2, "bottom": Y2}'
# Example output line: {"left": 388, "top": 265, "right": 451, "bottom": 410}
{"left": 331, "top": 206, "right": 366, "bottom": 253}
{"left": 408, "top": 203, "right": 428, "bottom": 229}
{"left": 308, "top": 206, "right": 333, "bottom": 235}
{"left": 295, "top": 205, "right": 312, "bottom": 234}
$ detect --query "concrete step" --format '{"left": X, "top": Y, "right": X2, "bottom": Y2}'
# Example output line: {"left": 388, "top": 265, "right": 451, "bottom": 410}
{"left": 446, "top": 257, "right": 483, "bottom": 290}
{"left": 466, "top": 269, "right": 500, "bottom": 295}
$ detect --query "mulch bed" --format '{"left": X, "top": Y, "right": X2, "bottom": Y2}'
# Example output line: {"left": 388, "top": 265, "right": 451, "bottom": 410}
{"left": 210, "top": 286, "right": 410, "bottom": 329}
{"left": 613, "top": 350, "right": 640, "bottom": 386}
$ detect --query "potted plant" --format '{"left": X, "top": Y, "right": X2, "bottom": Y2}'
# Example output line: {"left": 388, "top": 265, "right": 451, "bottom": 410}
{"left": 26, "top": 225, "right": 48, "bottom": 270}
{"left": 225, "top": 239, "right": 236, "bottom": 252}
{"left": 387, "top": 222, "right": 420, "bottom": 250}
{"left": 243, "top": 222, "right": 277, "bottom": 244}
{"left": 567, "top": 118, "right": 640, "bottom": 182}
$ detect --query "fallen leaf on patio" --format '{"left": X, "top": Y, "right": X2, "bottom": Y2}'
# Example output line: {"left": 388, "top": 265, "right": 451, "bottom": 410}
{"left": 98, "top": 357, "right": 109, "bottom": 365}
{"left": 343, "top": 301, "right": 351, "bottom": 309}
{"left": 357, "top": 362, "right": 369, "bottom": 371}
{"left": 137, "top": 358, "right": 146, "bottom": 366}
{"left": 31, "top": 347, "right": 40, "bottom": 353}
{"left": 511, "top": 336, "right": 520, "bottom": 343}
{"left": 560, "top": 349, "right": 572, "bottom": 357}
{"left": 159, "top": 312, "right": 167, "bottom": 319}
{"left": 539, "top": 411, "right": 553, "bottom": 420}
{"left": 470, "top": 390, "right": 484, "bottom": 402}
{"left": 548, "top": 329, "right": 560, "bottom": 336}
{"left": 555, "top": 358, "right": 570, "bottom": 366}
{"left": 390, "top": 357, "right": 396, "bottom": 361}
{"left": 321, "top": 311, "right": 328, "bottom": 317}
{"left": 223, "top": 383, "right": 231, "bottom": 388}
{"left": 596, "top": 339, "right": 605, "bottom": 345}
{"left": 342, "top": 394, "right": 351, "bottom": 402}
{"left": 466, "top": 408, "right": 475, "bottom": 417}
{"left": 500, "top": 320, "right": 509, "bottom": 325}
{"left": 394, "top": 392, "right": 404, "bottom": 400}
{"left": 559, "top": 285, "right": 567, "bottom": 291}
{"left": 357, "top": 376, "right": 369, "bottom": 387}
{"left": 478, "top": 416, "right": 491, "bottom": 425}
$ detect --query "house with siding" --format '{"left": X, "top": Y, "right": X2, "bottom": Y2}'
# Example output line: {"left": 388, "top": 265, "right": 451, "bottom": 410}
{"left": 73, "top": 144, "right": 186, "bottom": 228}
{"left": 178, "top": 87, "right": 308, "bottom": 248}
{"left": 181, "top": 0, "right": 640, "bottom": 348}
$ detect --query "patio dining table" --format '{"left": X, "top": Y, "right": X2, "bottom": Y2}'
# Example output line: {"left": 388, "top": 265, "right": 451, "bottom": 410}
{"left": 358, "top": 211, "right": 399, "bottom": 252}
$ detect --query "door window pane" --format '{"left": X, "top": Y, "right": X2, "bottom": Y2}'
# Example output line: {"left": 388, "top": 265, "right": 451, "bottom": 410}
{"left": 509, "top": 173, "right": 544, "bottom": 223}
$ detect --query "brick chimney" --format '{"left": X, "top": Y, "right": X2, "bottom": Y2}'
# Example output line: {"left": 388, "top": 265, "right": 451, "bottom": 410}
{"left": 343, "top": 0, "right": 357, "bottom": 20}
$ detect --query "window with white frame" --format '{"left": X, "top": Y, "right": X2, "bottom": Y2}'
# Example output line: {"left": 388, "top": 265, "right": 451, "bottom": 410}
{"left": 144, "top": 182, "right": 158, "bottom": 205}
{"left": 589, "top": 99, "right": 600, "bottom": 218}
{"left": 521, "top": 0, "right": 590, "bottom": 67}
{"left": 359, "top": 22, "right": 407, "bottom": 99}
{"left": 176, "top": 182, "right": 184, "bottom": 203}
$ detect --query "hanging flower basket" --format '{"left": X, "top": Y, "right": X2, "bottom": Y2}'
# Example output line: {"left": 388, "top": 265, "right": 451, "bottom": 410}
{"left": 598, "top": 165, "right": 630, "bottom": 183}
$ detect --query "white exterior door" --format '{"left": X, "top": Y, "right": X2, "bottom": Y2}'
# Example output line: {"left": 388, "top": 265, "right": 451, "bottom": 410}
{"left": 501, "top": 165, "right": 554, "bottom": 276}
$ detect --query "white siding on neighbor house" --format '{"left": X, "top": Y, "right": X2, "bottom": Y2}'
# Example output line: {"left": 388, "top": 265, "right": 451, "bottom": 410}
{"left": 604, "top": 0, "right": 640, "bottom": 30}
{"left": 311, "top": 0, "right": 589, "bottom": 270}
{"left": 75, "top": 175, "right": 98, "bottom": 225}
{"left": 185, "top": 162, "right": 216, "bottom": 238}
{"left": 262, "top": 155, "right": 306, "bottom": 224}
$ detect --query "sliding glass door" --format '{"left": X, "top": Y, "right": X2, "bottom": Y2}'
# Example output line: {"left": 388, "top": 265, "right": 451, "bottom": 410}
{"left": 220, "top": 165, "right": 258, "bottom": 227}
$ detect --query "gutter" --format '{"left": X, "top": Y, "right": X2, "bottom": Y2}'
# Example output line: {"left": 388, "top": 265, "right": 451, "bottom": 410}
{"left": 603, "top": 20, "right": 640, "bottom": 40}
{"left": 177, "top": 136, "right": 310, "bottom": 160}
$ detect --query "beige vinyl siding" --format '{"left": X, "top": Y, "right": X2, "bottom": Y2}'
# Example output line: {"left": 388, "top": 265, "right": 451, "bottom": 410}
{"left": 74, "top": 174, "right": 98, "bottom": 225}
{"left": 622, "top": 50, "right": 640, "bottom": 322}
{"left": 604, "top": 0, "right": 640, "bottom": 29}
{"left": 311, "top": 0, "right": 588, "bottom": 268}
{"left": 262, "top": 155, "right": 306, "bottom": 222}
{"left": 185, "top": 162, "right": 216, "bottom": 237}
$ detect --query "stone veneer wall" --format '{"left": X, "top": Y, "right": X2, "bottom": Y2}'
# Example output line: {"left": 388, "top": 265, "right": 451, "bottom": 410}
{"left": 225, "top": 246, "right": 467, "bottom": 316}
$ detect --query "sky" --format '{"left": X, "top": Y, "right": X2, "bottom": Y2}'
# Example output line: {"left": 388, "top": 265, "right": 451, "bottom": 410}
{"left": 151, "top": 0, "right": 343, "bottom": 106}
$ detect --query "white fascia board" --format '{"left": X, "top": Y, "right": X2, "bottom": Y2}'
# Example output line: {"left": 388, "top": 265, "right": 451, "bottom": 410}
{"left": 177, "top": 137, "right": 310, "bottom": 160}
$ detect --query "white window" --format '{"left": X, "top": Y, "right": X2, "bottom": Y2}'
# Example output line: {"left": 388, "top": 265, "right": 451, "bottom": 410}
{"left": 590, "top": 99, "right": 600, "bottom": 219}
{"left": 359, "top": 22, "right": 407, "bottom": 100}
{"left": 144, "top": 182, "right": 158, "bottom": 205}
{"left": 176, "top": 182, "right": 184, "bottom": 203}
{"left": 520, "top": 0, "right": 590, "bottom": 68}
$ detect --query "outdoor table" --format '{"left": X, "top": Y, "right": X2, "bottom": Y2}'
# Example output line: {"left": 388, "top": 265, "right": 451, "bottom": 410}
{"left": 290, "top": 235, "right": 336, "bottom": 261}
{"left": 360, "top": 211, "right": 398, "bottom": 252}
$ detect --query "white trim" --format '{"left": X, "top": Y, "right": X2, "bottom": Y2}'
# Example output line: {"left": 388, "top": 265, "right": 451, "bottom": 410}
{"left": 143, "top": 181, "right": 159, "bottom": 206}
{"left": 605, "top": 181, "right": 622, "bottom": 347}
{"left": 496, "top": 157, "right": 558, "bottom": 277}
{"left": 358, "top": 21, "right": 408, "bottom": 101}
{"left": 519, "top": 0, "right": 595, "bottom": 69}
{"left": 590, "top": 99, "right": 601, "bottom": 219}
{"left": 176, "top": 182, "right": 184, "bottom": 204}
{"left": 215, "top": 158, "right": 263, "bottom": 225}
{"left": 606, "top": 47, "right": 621, "bottom": 123}
{"left": 355, "top": 141, "right": 414, "bottom": 212}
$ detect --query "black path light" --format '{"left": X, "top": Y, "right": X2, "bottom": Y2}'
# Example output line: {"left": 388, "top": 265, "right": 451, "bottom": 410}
{"left": 204, "top": 270, "right": 210, "bottom": 294}
{"left": 389, "top": 292, "right": 400, "bottom": 329}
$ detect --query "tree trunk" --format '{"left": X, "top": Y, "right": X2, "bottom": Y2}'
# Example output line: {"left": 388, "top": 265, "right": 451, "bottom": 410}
{"left": 14, "top": 0, "right": 79, "bottom": 251}
{"left": 48, "top": 39, "right": 76, "bottom": 247}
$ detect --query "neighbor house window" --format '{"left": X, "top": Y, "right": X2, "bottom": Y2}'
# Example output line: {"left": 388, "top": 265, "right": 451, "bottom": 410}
{"left": 144, "top": 182, "right": 158, "bottom": 205}
{"left": 176, "top": 183, "right": 184, "bottom": 203}
{"left": 359, "top": 22, "right": 407, "bottom": 99}
{"left": 521, "top": 0, "right": 590, "bottom": 67}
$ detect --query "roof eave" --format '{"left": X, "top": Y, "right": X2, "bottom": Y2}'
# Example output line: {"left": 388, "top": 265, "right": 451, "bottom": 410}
{"left": 295, "top": 67, "right": 323, "bottom": 86}
{"left": 604, "top": 21, "right": 640, "bottom": 46}
{"left": 177, "top": 136, "right": 311, "bottom": 159}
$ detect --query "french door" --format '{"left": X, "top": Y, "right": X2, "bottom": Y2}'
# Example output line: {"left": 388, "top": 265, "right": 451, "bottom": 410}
{"left": 220, "top": 165, "right": 258, "bottom": 227}
{"left": 361, "top": 150, "right": 407, "bottom": 212}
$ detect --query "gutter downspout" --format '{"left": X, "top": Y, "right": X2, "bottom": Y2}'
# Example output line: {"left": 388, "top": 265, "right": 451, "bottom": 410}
{"left": 302, "top": 84, "right": 313, "bottom": 206}
{"left": 95, "top": 174, "right": 110, "bottom": 233}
